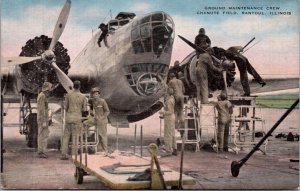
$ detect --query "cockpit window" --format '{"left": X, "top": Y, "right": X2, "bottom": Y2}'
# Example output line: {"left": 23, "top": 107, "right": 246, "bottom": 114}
{"left": 152, "top": 13, "right": 163, "bottom": 21}
{"left": 141, "top": 15, "right": 151, "bottom": 24}
{"left": 140, "top": 24, "right": 151, "bottom": 38}
{"left": 132, "top": 40, "right": 144, "bottom": 54}
{"left": 108, "top": 20, "right": 119, "bottom": 31}
{"left": 131, "top": 12, "right": 174, "bottom": 56}
{"left": 131, "top": 28, "right": 140, "bottom": 41}
{"left": 119, "top": 19, "right": 130, "bottom": 26}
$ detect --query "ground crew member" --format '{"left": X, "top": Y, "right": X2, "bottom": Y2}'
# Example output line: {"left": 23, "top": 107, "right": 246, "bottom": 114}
{"left": 226, "top": 46, "right": 266, "bottom": 96}
{"left": 195, "top": 48, "right": 223, "bottom": 104}
{"left": 159, "top": 88, "right": 177, "bottom": 156}
{"left": 61, "top": 81, "right": 87, "bottom": 160}
{"left": 168, "top": 60, "right": 181, "bottom": 76}
{"left": 97, "top": 23, "right": 109, "bottom": 48}
{"left": 83, "top": 87, "right": 110, "bottom": 156}
{"left": 195, "top": 28, "right": 211, "bottom": 57}
{"left": 37, "top": 82, "right": 52, "bottom": 158}
{"left": 167, "top": 73, "right": 185, "bottom": 130}
{"left": 213, "top": 93, "right": 233, "bottom": 152}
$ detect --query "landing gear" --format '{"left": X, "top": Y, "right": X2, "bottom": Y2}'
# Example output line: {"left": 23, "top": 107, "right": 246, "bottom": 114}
{"left": 25, "top": 113, "right": 38, "bottom": 148}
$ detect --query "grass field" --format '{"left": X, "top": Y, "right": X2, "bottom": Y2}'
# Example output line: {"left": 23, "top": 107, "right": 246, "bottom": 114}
{"left": 256, "top": 93, "right": 299, "bottom": 109}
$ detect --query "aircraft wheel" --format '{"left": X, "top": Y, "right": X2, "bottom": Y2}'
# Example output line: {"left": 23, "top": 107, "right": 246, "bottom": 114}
{"left": 75, "top": 167, "right": 84, "bottom": 184}
{"left": 26, "top": 113, "right": 38, "bottom": 148}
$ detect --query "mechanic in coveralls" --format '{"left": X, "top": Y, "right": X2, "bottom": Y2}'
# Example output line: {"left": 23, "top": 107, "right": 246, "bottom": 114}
{"left": 159, "top": 87, "right": 177, "bottom": 156}
{"left": 61, "top": 81, "right": 87, "bottom": 160}
{"left": 83, "top": 87, "right": 110, "bottom": 156}
{"left": 195, "top": 28, "right": 211, "bottom": 57}
{"left": 226, "top": 46, "right": 266, "bottom": 96}
{"left": 213, "top": 92, "right": 233, "bottom": 152}
{"left": 37, "top": 82, "right": 52, "bottom": 158}
{"left": 195, "top": 48, "right": 223, "bottom": 104}
{"left": 167, "top": 73, "right": 185, "bottom": 130}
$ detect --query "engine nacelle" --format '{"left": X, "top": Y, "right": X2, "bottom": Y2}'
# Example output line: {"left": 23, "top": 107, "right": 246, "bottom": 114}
{"left": 169, "top": 48, "right": 236, "bottom": 98}
{"left": 18, "top": 35, "right": 70, "bottom": 97}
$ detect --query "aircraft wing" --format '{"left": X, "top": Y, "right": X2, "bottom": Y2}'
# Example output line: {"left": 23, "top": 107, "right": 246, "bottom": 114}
{"left": 230, "top": 75, "right": 299, "bottom": 95}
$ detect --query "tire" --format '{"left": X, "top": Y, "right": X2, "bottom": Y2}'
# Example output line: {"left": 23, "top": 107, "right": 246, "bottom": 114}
{"left": 26, "top": 113, "right": 38, "bottom": 148}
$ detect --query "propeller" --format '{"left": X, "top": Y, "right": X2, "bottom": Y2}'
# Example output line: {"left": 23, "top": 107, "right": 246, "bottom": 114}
{"left": 51, "top": 62, "right": 73, "bottom": 93}
{"left": 48, "top": 0, "right": 71, "bottom": 51}
{"left": 1, "top": 56, "right": 41, "bottom": 67}
{"left": 2, "top": 0, "right": 73, "bottom": 93}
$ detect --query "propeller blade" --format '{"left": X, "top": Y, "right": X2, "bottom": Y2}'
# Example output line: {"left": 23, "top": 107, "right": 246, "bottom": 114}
{"left": 1, "top": 56, "right": 41, "bottom": 67}
{"left": 51, "top": 62, "right": 73, "bottom": 93}
{"left": 178, "top": 35, "right": 197, "bottom": 49}
{"left": 48, "top": 0, "right": 71, "bottom": 51}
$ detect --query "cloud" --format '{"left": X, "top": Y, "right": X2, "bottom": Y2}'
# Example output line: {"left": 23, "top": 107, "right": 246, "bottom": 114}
{"left": 1, "top": 4, "right": 92, "bottom": 62}
{"left": 128, "top": 2, "right": 152, "bottom": 13}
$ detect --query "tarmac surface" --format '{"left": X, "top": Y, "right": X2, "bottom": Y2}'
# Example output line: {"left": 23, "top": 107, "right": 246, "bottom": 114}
{"left": 1, "top": 108, "right": 299, "bottom": 189}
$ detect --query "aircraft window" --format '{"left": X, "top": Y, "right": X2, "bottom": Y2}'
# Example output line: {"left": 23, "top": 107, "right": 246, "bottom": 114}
{"left": 131, "top": 28, "right": 140, "bottom": 41}
{"left": 164, "top": 38, "right": 173, "bottom": 53}
{"left": 141, "top": 15, "right": 151, "bottom": 24}
{"left": 142, "top": 38, "right": 152, "bottom": 52}
{"left": 140, "top": 63, "right": 148, "bottom": 72}
{"left": 152, "top": 13, "right": 163, "bottom": 21}
{"left": 152, "top": 26, "right": 171, "bottom": 56}
{"left": 140, "top": 24, "right": 151, "bottom": 38}
{"left": 108, "top": 20, "right": 119, "bottom": 30}
{"left": 119, "top": 19, "right": 130, "bottom": 26}
{"left": 164, "top": 14, "right": 172, "bottom": 21}
{"left": 126, "top": 63, "right": 168, "bottom": 75}
{"left": 129, "top": 64, "right": 139, "bottom": 73}
{"left": 152, "top": 22, "right": 163, "bottom": 27}
{"left": 132, "top": 40, "right": 144, "bottom": 54}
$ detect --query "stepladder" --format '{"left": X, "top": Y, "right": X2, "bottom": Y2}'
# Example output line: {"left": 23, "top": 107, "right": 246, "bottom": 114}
{"left": 198, "top": 103, "right": 218, "bottom": 153}
{"left": 177, "top": 97, "right": 200, "bottom": 152}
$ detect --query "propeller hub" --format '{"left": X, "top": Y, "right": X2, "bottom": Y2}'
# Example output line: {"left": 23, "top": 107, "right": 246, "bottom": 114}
{"left": 42, "top": 50, "right": 55, "bottom": 63}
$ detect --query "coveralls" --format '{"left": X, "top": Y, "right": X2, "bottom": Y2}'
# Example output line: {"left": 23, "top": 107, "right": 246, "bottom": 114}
{"left": 227, "top": 46, "right": 265, "bottom": 96}
{"left": 167, "top": 78, "right": 185, "bottom": 129}
{"left": 62, "top": 89, "right": 87, "bottom": 156}
{"left": 215, "top": 100, "right": 233, "bottom": 151}
{"left": 84, "top": 97, "right": 110, "bottom": 153}
{"left": 195, "top": 34, "right": 211, "bottom": 56}
{"left": 162, "top": 95, "right": 177, "bottom": 154}
{"left": 37, "top": 91, "right": 49, "bottom": 154}
{"left": 97, "top": 25, "right": 109, "bottom": 47}
{"left": 195, "top": 53, "right": 222, "bottom": 103}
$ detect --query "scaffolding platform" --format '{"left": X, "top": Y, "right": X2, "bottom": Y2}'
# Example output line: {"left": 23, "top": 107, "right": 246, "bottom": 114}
{"left": 228, "top": 96, "right": 267, "bottom": 154}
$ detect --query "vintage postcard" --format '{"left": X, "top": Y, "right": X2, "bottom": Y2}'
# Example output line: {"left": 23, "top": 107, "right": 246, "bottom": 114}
{"left": 1, "top": 0, "right": 299, "bottom": 190}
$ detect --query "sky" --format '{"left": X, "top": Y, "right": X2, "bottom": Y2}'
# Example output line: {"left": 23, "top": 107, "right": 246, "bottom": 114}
{"left": 1, "top": 0, "right": 299, "bottom": 75}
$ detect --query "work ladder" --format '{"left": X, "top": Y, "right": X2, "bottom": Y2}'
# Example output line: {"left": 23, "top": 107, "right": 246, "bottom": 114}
{"left": 198, "top": 103, "right": 218, "bottom": 152}
{"left": 228, "top": 96, "right": 267, "bottom": 154}
{"left": 177, "top": 97, "right": 200, "bottom": 152}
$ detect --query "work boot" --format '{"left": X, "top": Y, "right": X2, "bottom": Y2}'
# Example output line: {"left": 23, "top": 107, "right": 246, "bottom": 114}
{"left": 172, "top": 149, "right": 178, "bottom": 156}
{"left": 38, "top": 152, "right": 48, "bottom": 158}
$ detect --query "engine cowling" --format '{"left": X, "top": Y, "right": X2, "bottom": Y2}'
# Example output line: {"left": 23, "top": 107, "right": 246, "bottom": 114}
{"left": 169, "top": 47, "right": 236, "bottom": 98}
{"left": 18, "top": 35, "right": 70, "bottom": 97}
